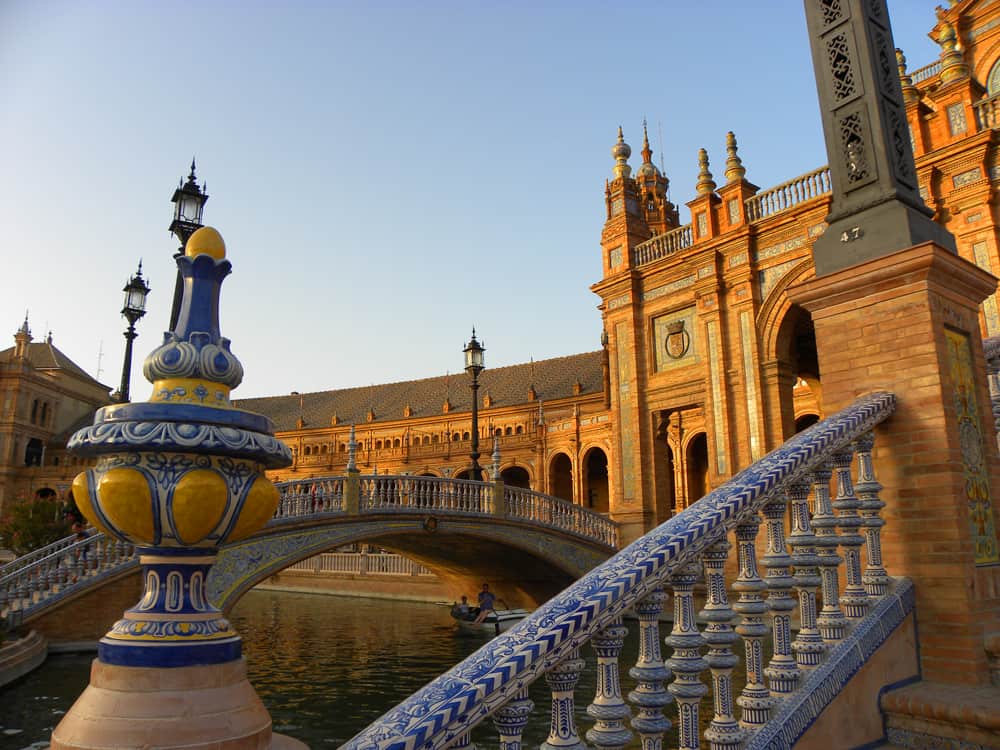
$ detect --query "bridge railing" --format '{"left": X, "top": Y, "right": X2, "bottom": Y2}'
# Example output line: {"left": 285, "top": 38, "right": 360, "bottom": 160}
{"left": 0, "top": 528, "right": 97, "bottom": 579}
{"left": 285, "top": 551, "right": 436, "bottom": 577}
{"left": 274, "top": 477, "right": 347, "bottom": 517}
{"left": 0, "top": 534, "right": 135, "bottom": 630}
{"left": 362, "top": 475, "right": 492, "bottom": 514}
{"left": 503, "top": 486, "right": 618, "bottom": 547}
{"left": 343, "top": 392, "right": 907, "bottom": 750}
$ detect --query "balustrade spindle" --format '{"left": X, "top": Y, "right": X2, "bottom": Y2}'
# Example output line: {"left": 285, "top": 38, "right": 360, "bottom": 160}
{"left": 699, "top": 542, "right": 742, "bottom": 750}
{"left": 450, "top": 732, "right": 476, "bottom": 750}
{"left": 832, "top": 449, "right": 868, "bottom": 618}
{"left": 666, "top": 564, "right": 708, "bottom": 750}
{"left": 761, "top": 496, "right": 799, "bottom": 694}
{"left": 811, "top": 465, "right": 847, "bottom": 641}
{"left": 586, "top": 618, "right": 632, "bottom": 750}
{"left": 788, "top": 481, "right": 825, "bottom": 667}
{"left": 628, "top": 589, "right": 672, "bottom": 750}
{"left": 733, "top": 519, "right": 773, "bottom": 728}
{"left": 541, "top": 648, "right": 587, "bottom": 750}
{"left": 853, "top": 433, "right": 889, "bottom": 596}
{"left": 493, "top": 688, "right": 534, "bottom": 750}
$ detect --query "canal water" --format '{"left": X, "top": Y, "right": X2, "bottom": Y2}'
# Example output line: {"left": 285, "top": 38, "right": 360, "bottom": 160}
{"left": 0, "top": 589, "right": 693, "bottom": 749}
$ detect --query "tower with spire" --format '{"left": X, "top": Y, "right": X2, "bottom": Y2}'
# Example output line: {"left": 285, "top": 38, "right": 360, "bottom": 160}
{"left": 600, "top": 127, "right": 655, "bottom": 277}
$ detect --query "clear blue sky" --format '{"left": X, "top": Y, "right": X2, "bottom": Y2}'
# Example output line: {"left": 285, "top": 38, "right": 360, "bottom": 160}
{"left": 0, "top": 1, "right": 940, "bottom": 399}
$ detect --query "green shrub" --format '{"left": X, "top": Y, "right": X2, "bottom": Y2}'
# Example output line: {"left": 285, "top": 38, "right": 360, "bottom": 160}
{"left": 0, "top": 495, "right": 73, "bottom": 555}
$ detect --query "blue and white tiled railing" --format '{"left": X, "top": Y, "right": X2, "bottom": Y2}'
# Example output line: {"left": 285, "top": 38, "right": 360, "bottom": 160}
{"left": 342, "top": 391, "right": 908, "bottom": 750}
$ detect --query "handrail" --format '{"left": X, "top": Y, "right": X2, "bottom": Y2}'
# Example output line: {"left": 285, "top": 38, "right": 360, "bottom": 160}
{"left": 632, "top": 224, "right": 693, "bottom": 267}
{"left": 503, "top": 485, "right": 618, "bottom": 547}
{"left": 343, "top": 391, "right": 899, "bottom": 750}
{"left": 745, "top": 165, "right": 831, "bottom": 221}
{"left": 910, "top": 60, "right": 941, "bottom": 84}
{"left": 974, "top": 92, "right": 1000, "bottom": 131}
{"left": 0, "top": 529, "right": 96, "bottom": 579}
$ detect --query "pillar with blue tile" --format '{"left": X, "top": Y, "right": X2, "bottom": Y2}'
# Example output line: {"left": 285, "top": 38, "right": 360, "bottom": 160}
{"left": 51, "top": 227, "right": 305, "bottom": 750}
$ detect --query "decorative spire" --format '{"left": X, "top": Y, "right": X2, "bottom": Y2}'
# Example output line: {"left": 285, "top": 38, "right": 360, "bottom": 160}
{"left": 938, "top": 20, "right": 969, "bottom": 83}
{"left": 347, "top": 424, "right": 358, "bottom": 471}
{"left": 724, "top": 132, "right": 746, "bottom": 182}
{"left": 641, "top": 120, "right": 653, "bottom": 165}
{"left": 490, "top": 436, "right": 501, "bottom": 480}
{"left": 611, "top": 126, "right": 632, "bottom": 180}
{"left": 695, "top": 148, "right": 717, "bottom": 195}
{"left": 14, "top": 311, "right": 32, "bottom": 360}
{"left": 896, "top": 48, "right": 919, "bottom": 105}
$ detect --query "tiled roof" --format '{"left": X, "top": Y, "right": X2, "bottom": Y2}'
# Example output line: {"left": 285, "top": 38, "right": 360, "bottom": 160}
{"left": 234, "top": 351, "right": 604, "bottom": 432}
{"left": 0, "top": 340, "right": 109, "bottom": 391}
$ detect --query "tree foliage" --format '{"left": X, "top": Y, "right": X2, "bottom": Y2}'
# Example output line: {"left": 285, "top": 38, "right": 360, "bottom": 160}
{"left": 0, "top": 495, "right": 73, "bottom": 555}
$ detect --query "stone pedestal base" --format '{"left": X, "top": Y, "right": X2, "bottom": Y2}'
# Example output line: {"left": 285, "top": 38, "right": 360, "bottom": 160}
{"left": 50, "top": 657, "right": 308, "bottom": 750}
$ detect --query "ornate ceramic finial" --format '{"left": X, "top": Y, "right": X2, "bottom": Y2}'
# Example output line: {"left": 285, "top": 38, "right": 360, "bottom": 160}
{"left": 141, "top": 227, "right": 243, "bottom": 408}
{"left": 724, "top": 131, "right": 746, "bottom": 182}
{"left": 18, "top": 311, "right": 30, "bottom": 336}
{"left": 696, "top": 148, "right": 717, "bottom": 195}
{"left": 938, "top": 20, "right": 969, "bottom": 82}
{"left": 641, "top": 120, "right": 653, "bottom": 165}
{"left": 67, "top": 224, "right": 291, "bottom": 670}
{"left": 347, "top": 424, "right": 358, "bottom": 471}
{"left": 612, "top": 126, "right": 632, "bottom": 180}
{"left": 896, "top": 48, "right": 919, "bottom": 104}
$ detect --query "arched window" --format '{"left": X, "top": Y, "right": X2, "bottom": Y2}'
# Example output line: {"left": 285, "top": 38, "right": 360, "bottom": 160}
{"left": 432, "top": 435, "right": 439, "bottom": 444}
{"left": 462, "top": 431, "right": 470, "bottom": 440}
{"left": 31, "top": 399, "right": 39, "bottom": 424}
{"left": 393, "top": 438, "right": 401, "bottom": 448}
{"left": 504, "top": 426, "right": 513, "bottom": 436}
{"left": 40, "top": 402, "right": 49, "bottom": 425}
{"left": 515, "top": 425, "right": 524, "bottom": 435}
{"left": 452, "top": 432, "right": 460, "bottom": 442}
{"left": 494, "top": 428, "right": 502, "bottom": 437}
{"left": 989, "top": 58, "right": 1000, "bottom": 96}
{"left": 375, "top": 440, "right": 383, "bottom": 449}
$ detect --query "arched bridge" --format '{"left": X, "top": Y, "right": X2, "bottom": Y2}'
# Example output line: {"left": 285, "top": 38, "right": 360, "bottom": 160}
{"left": 0, "top": 474, "right": 618, "bottom": 636}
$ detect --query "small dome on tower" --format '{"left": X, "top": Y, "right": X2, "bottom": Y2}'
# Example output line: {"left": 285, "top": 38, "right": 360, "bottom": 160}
{"left": 611, "top": 126, "right": 631, "bottom": 160}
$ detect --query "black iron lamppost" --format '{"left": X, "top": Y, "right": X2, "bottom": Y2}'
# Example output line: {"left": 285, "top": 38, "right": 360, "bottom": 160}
{"left": 114, "top": 262, "right": 151, "bottom": 403}
{"left": 168, "top": 159, "right": 208, "bottom": 329}
{"left": 463, "top": 329, "right": 486, "bottom": 481}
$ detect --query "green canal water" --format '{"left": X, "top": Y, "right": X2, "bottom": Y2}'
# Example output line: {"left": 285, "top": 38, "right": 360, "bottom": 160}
{"left": 0, "top": 589, "right": 698, "bottom": 749}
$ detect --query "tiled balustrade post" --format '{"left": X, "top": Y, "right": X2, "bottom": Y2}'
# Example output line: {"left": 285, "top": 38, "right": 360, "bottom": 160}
{"left": 733, "top": 519, "right": 773, "bottom": 727}
{"left": 699, "top": 541, "right": 742, "bottom": 750}
{"left": 666, "top": 564, "right": 707, "bottom": 750}
{"left": 628, "top": 588, "right": 672, "bottom": 750}
{"left": 586, "top": 618, "right": 632, "bottom": 750}
{"left": 852, "top": 433, "right": 889, "bottom": 597}
{"left": 811, "top": 464, "right": 847, "bottom": 641}
{"left": 832, "top": 448, "right": 868, "bottom": 618}
{"left": 761, "top": 493, "right": 800, "bottom": 694}
{"left": 788, "top": 480, "right": 826, "bottom": 667}
{"left": 541, "top": 648, "right": 587, "bottom": 750}
{"left": 493, "top": 688, "right": 534, "bottom": 750}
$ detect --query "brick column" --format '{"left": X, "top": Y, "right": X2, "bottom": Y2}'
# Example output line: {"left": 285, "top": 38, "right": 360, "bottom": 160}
{"left": 790, "top": 242, "right": 1000, "bottom": 685}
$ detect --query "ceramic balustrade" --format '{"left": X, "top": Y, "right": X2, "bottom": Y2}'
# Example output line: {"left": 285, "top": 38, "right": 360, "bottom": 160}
{"left": 632, "top": 224, "right": 694, "bottom": 267}
{"left": 343, "top": 392, "right": 909, "bottom": 750}
{"left": 744, "top": 166, "right": 831, "bottom": 222}
{"left": 0, "top": 534, "right": 134, "bottom": 627}
{"left": 909, "top": 59, "right": 941, "bottom": 83}
{"left": 503, "top": 486, "right": 618, "bottom": 547}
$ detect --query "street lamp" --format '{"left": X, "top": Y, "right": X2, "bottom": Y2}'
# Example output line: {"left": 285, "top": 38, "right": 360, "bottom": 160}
{"left": 114, "top": 262, "right": 150, "bottom": 403}
{"left": 463, "top": 329, "right": 486, "bottom": 481}
{"left": 168, "top": 159, "right": 208, "bottom": 329}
